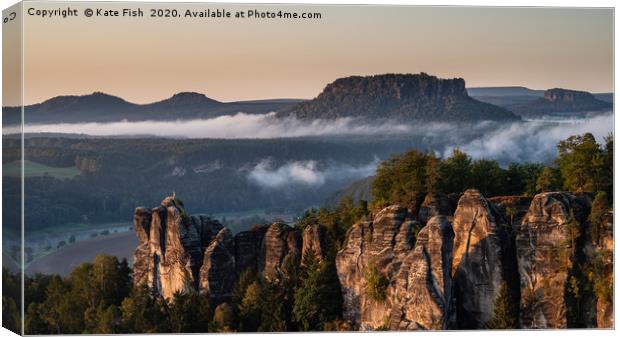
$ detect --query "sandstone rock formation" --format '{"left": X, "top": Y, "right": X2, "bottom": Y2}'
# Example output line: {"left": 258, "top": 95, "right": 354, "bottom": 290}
{"left": 388, "top": 216, "right": 455, "bottom": 330}
{"left": 450, "top": 189, "right": 512, "bottom": 328}
{"left": 234, "top": 224, "right": 268, "bottom": 275}
{"left": 336, "top": 205, "right": 416, "bottom": 329}
{"left": 418, "top": 193, "right": 455, "bottom": 224}
{"left": 133, "top": 190, "right": 612, "bottom": 330}
{"left": 200, "top": 228, "right": 236, "bottom": 304}
{"left": 132, "top": 207, "right": 152, "bottom": 287}
{"left": 302, "top": 224, "right": 328, "bottom": 262}
{"left": 147, "top": 196, "right": 200, "bottom": 300}
{"left": 262, "top": 222, "right": 302, "bottom": 279}
{"left": 133, "top": 196, "right": 304, "bottom": 302}
{"left": 133, "top": 195, "right": 224, "bottom": 300}
{"left": 516, "top": 192, "right": 589, "bottom": 328}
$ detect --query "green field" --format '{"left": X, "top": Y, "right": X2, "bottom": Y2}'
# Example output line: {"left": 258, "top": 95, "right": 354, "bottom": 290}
{"left": 3, "top": 160, "right": 81, "bottom": 179}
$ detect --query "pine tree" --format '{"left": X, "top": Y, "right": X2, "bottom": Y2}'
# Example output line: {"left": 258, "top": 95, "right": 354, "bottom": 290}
{"left": 485, "top": 282, "right": 518, "bottom": 329}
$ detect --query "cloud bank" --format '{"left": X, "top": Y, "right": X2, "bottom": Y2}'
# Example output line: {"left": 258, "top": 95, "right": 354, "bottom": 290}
{"left": 247, "top": 158, "right": 380, "bottom": 188}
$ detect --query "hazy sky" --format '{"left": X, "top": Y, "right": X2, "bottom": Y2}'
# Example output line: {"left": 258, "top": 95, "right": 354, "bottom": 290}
{"left": 10, "top": 3, "right": 615, "bottom": 105}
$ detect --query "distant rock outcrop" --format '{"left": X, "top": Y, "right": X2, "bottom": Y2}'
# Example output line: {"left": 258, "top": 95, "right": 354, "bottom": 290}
{"left": 516, "top": 192, "right": 590, "bottom": 328}
{"left": 277, "top": 73, "right": 519, "bottom": 122}
{"left": 508, "top": 88, "right": 612, "bottom": 117}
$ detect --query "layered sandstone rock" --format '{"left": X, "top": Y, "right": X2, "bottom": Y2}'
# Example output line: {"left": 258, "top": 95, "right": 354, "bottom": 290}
{"left": 148, "top": 197, "right": 200, "bottom": 300}
{"left": 516, "top": 192, "right": 589, "bottom": 328}
{"left": 234, "top": 224, "right": 268, "bottom": 275}
{"left": 132, "top": 207, "right": 152, "bottom": 287}
{"left": 200, "top": 228, "right": 236, "bottom": 304}
{"left": 335, "top": 205, "right": 417, "bottom": 330}
{"left": 388, "top": 216, "right": 455, "bottom": 330}
{"left": 262, "top": 222, "right": 302, "bottom": 279}
{"left": 302, "top": 224, "right": 327, "bottom": 262}
{"left": 134, "top": 196, "right": 305, "bottom": 302}
{"left": 418, "top": 193, "right": 455, "bottom": 224}
{"left": 451, "top": 189, "right": 511, "bottom": 328}
{"left": 133, "top": 196, "right": 224, "bottom": 300}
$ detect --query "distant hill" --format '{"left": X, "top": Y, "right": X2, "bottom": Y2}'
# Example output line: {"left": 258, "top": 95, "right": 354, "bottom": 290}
{"left": 277, "top": 73, "right": 520, "bottom": 122}
{"left": 2, "top": 92, "right": 304, "bottom": 125}
{"left": 326, "top": 175, "right": 374, "bottom": 206}
{"left": 593, "top": 93, "right": 614, "bottom": 103}
{"left": 507, "top": 88, "right": 612, "bottom": 117}
{"left": 469, "top": 86, "right": 613, "bottom": 117}
{"left": 467, "top": 86, "right": 544, "bottom": 97}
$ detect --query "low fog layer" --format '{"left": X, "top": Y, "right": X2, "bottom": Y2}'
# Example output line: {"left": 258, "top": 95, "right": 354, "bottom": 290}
{"left": 444, "top": 112, "right": 613, "bottom": 164}
{"left": 14, "top": 111, "right": 613, "bottom": 166}
{"left": 17, "top": 112, "right": 411, "bottom": 138}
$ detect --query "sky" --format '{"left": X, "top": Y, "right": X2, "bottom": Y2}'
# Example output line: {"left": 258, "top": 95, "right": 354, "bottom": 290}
{"left": 4, "top": 2, "right": 614, "bottom": 105}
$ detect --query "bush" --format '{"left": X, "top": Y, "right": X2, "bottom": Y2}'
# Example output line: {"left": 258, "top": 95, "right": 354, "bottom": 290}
{"left": 364, "top": 262, "right": 388, "bottom": 302}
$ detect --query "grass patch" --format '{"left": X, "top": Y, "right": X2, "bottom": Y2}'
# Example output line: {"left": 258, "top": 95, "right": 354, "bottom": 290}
{"left": 3, "top": 160, "right": 80, "bottom": 179}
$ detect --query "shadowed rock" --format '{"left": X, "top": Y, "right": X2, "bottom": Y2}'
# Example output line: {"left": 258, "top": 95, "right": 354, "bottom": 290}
{"left": 132, "top": 207, "right": 152, "bottom": 287}
{"left": 516, "top": 192, "right": 590, "bottom": 329}
{"left": 234, "top": 224, "right": 269, "bottom": 275}
{"left": 388, "top": 216, "right": 455, "bottom": 330}
{"left": 335, "top": 205, "right": 418, "bottom": 330}
{"left": 200, "top": 228, "right": 236, "bottom": 304}
{"left": 262, "top": 222, "right": 302, "bottom": 279}
{"left": 302, "top": 224, "right": 328, "bottom": 262}
{"left": 451, "top": 189, "right": 511, "bottom": 329}
{"left": 418, "top": 193, "right": 455, "bottom": 224}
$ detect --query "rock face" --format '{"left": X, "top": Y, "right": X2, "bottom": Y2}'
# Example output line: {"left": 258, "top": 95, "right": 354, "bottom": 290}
{"left": 262, "top": 222, "right": 302, "bottom": 279}
{"left": 200, "top": 228, "right": 236, "bottom": 304}
{"left": 336, "top": 205, "right": 417, "bottom": 329}
{"left": 450, "top": 189, "right": 512, "bottom": 328}
{"left": 133, "top": 196, "right": 304, "bottom": 302}
{"left": 302, "top": 224, "right": 328, "bottom": 261}
{"left": 234, "top": 224, "right": 269, "bottom": 275}
{"left": 388, "top": 216, "right": 455, "bottom": 330}
{"left": 418, "top": 193, "right": 456, "bottom": 224}
{"left": 133, "top": 196, "right": 225, "bottom": 301}
{"left": 516, "top": 192, "right": 589, "bottom": 328}
{"left": 132, "top": 207, "right": 152, "bottom": 287}
{"left": 146, "top": 196, "right": 201, "bottom": 300}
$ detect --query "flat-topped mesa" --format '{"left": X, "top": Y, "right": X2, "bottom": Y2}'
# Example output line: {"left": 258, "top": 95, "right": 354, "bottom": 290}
{"left": 277, "top": 73, "right": 519, "bottom": 122}
{"left": 515, "top": 192, "right": 591, "bottom": 329}
{"left": 450, "top": 189, "right": 515, "bottom": 329}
